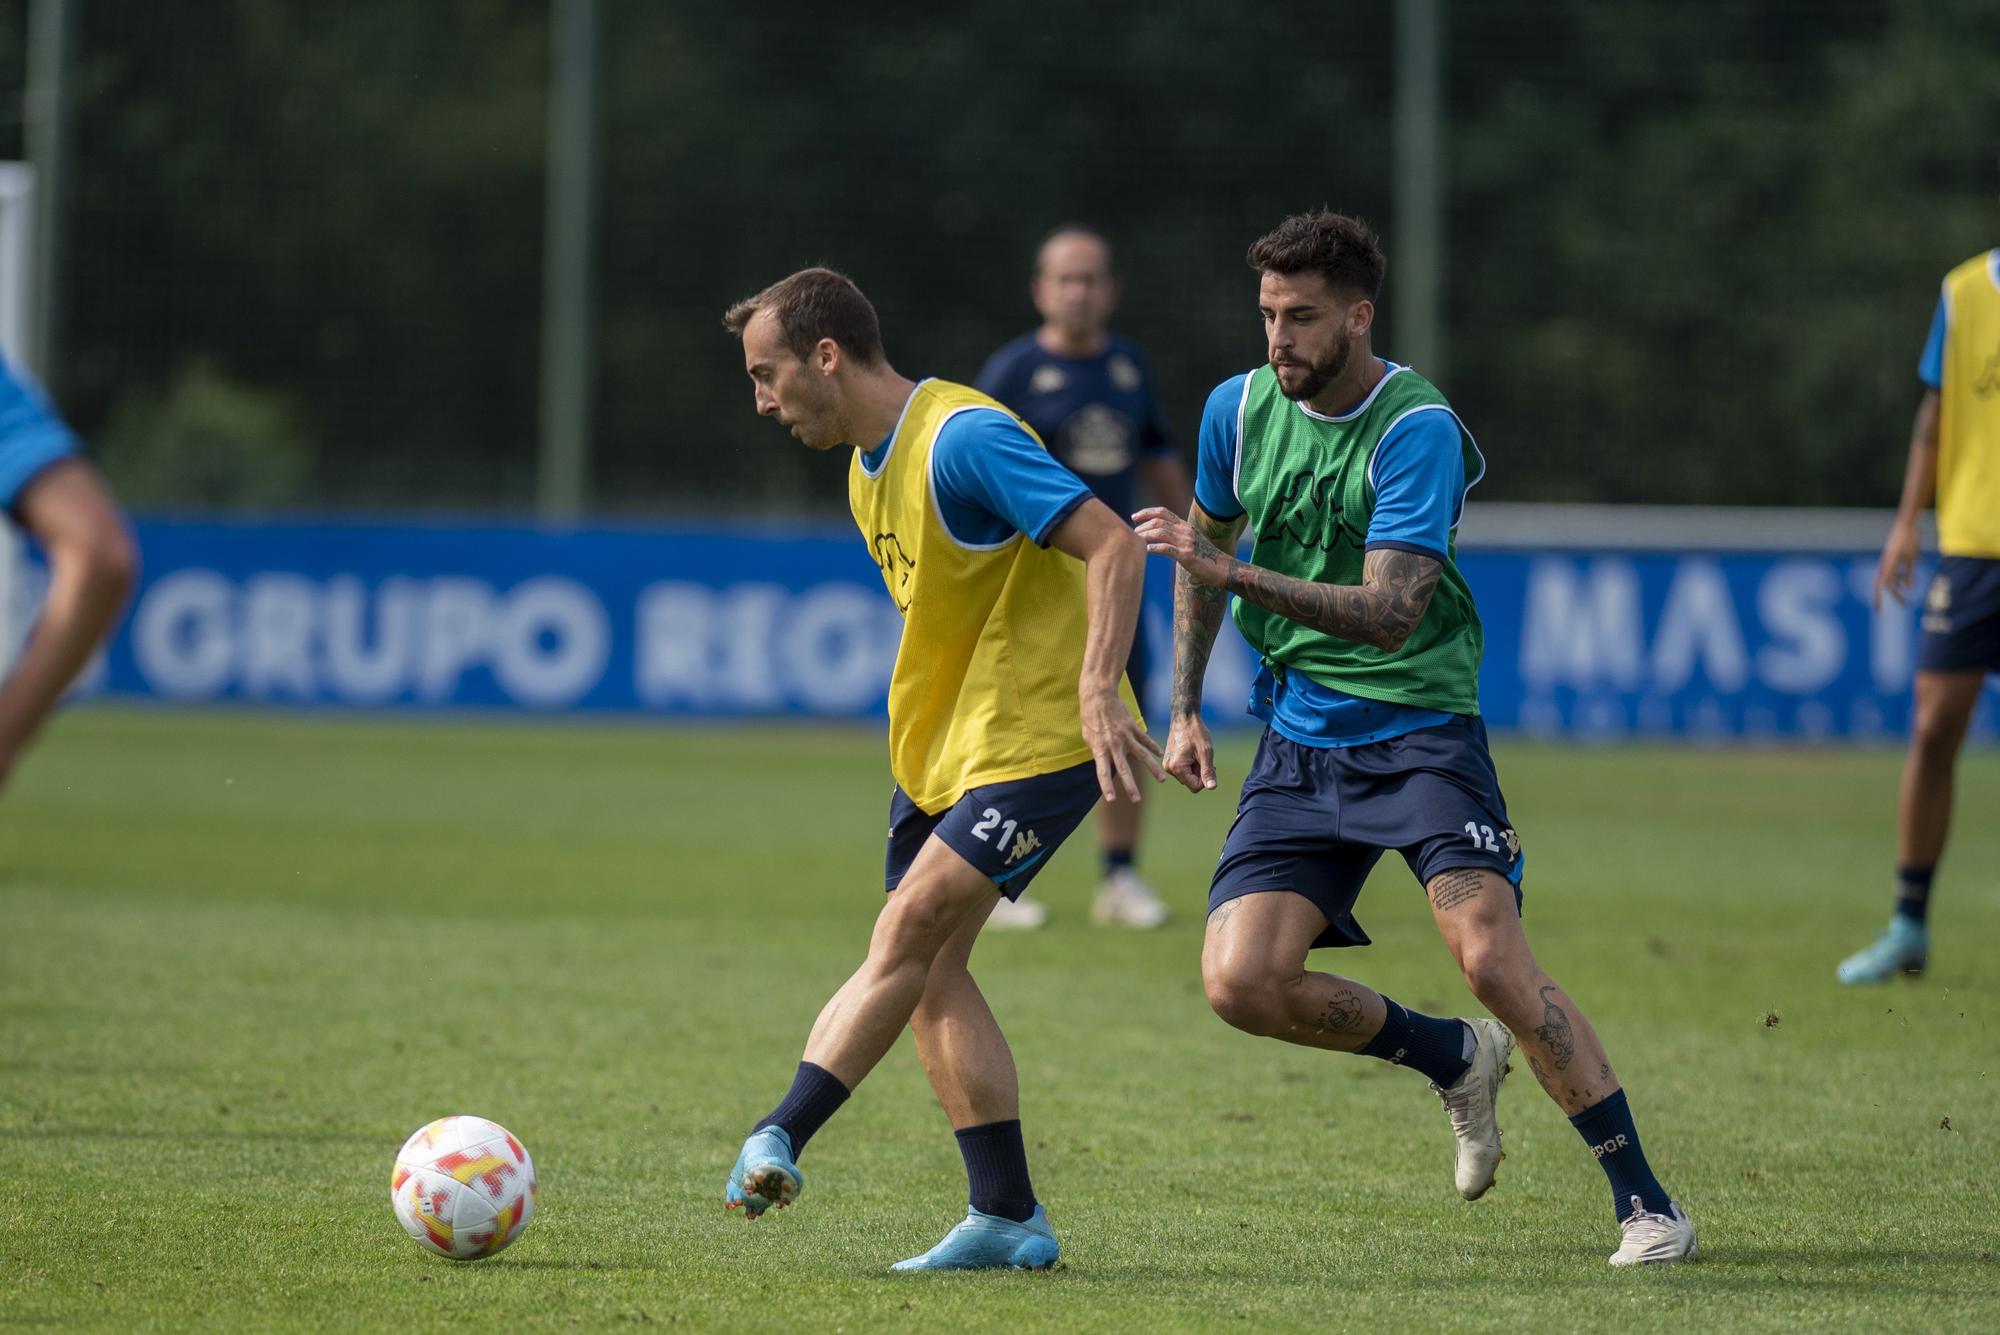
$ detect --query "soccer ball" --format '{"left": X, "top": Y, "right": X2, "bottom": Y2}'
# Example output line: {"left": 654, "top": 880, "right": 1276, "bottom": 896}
{"left": 390, "top": 1115, "right": 538, "bottom": 1260}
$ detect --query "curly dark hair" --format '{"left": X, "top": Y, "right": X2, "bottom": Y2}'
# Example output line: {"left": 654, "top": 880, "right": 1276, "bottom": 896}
{"left": 723, "top": 267, "right": 884, "bottom": 366}
{"left": 1245, "top": 211, "right": 1385, "bottom": 303}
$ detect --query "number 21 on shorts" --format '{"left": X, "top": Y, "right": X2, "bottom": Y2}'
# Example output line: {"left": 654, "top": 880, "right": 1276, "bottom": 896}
{"left": 971, "top": 807, "right": 1017, "bottom": 851}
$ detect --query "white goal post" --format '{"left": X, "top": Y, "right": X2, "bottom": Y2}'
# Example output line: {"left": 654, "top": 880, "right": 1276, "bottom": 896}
{"left": 0, "top": 163, "right": 36, "bottom": 670}
{"left": 0, "top": 163, "right": 29, "bottom": 365}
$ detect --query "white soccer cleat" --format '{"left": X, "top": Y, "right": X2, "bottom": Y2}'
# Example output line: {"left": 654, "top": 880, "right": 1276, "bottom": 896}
{"left": 984, "top": 893, "right": 1050, "bottom": 931}
{"left": 1609, "top": 1197, "right": 1697, "bottom": 1266}
{"left": 1090, "top": 868, "right": 1169, "bottom": 929}
{"left": 1430, "top": 1017, "right": 1513, "bottom": 1200}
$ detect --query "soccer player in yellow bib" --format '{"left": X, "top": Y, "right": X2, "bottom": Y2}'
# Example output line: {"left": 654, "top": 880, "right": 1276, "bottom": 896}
{"left": 719, "top": 268, "right": 1161, "bottom": 1271}
{"left": 1839, "top": 246, "right": 2000, "bottom": 983}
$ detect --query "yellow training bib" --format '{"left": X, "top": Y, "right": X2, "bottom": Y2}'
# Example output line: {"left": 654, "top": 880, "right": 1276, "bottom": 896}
{"left": 849, "top": 379, "right": 1139, "bottom": 814}
{"left": 1936, "top": 249, "right": 2000, "bottom": 558}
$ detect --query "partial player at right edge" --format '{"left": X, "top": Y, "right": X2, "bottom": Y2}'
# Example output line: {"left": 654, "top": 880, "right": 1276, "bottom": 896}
{"left": 1836, "top": 244, "right": 2000, "bottom": 986}
{"left": 1136, "top": 210, "right": 1696, "bottom": 1266}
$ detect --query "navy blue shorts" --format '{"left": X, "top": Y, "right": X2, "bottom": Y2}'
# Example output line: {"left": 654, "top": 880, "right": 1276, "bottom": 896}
{"left": 1210, "top": 717, "right": 1525, "bottom": 951}
{"left": 886, "top": 761, "right": 1102, "bottom": 900}
{"left": 1918, "top": 556, "right": 2000, "bottom": 673}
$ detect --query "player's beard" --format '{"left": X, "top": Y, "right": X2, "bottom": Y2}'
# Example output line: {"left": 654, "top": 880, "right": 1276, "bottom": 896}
{"left": 1274, "top": 330, "right": 1352, "bottom": 403}
{"left": 786, "top": 380, "right": 844, "bottom": 450}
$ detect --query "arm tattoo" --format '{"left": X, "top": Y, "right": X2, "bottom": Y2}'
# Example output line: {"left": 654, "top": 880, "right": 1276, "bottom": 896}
{"left": 1170, "top": 511, "right": 1243, "bottom": 716}
{"left": 1533, "top": 985, "right": 1575, "bottom": 1070}
{"left": 1223, "top": 548, "right": 1442, "bottom": 652}
{"left": 1427, "top": 868, "right": 1484, "bottom": 912}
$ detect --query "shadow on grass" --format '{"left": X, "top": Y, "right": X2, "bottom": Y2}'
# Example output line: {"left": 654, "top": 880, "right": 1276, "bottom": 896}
{"left": 491, "top": 1259, "right": 658, "bottom": 1274}
{"left": 1694, "top": 1243, "right": 2000, "bottom": 1284}
{"left": 0, "top": 1002, "right": 123, "bottom": 1021}
{"left": 1034, "top": 1244, "right": 1998, "bottom": 1299}
{"left": 0, "top": 1125, "right": 385, "bottom": 1147}
{"left": 0, "top": 1059, "right": 196, "bottom": 1077}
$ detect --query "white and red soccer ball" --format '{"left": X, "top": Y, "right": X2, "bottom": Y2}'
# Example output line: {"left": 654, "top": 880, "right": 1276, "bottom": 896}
{"left": 391, "top": 1115, "right": 538, "bottom": 1260}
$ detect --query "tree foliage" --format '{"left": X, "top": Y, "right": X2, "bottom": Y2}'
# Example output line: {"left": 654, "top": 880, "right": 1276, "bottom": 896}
{"left": 3, "top": 0, "right": 1995, "bottom": 513}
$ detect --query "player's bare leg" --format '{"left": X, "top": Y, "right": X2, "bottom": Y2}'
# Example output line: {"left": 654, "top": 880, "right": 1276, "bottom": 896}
{"left": 802, "top": 835, "right": 1001, "bottom": 1086}
{"left": 1096, "top": 796, "right": 1140, "bottom": 870}
{"left": 1200, "top": 892, "right": 1388, "bottom": 1051}
{"left": 1837, "top": 670, "right": 1980, "bottom": 983}
{"left": 897, "top": 876, "right": 1060, "bottom": 1270}
{"left": 1090, "top": 796, "right": 1168, "bottom": 928}
{"left": 1423, "top": 869, "right": 1615, "bottom": 1114}
{"left": 726, "top": 837, "right": 997, "bottom": 1218}
{"left": 1426, "top": 867, "right": 1693, "bottom": 1262}
{"left": 1201, "top": 889, "right": 1507, "bottom": 1198}
{"left": 910, "top": 899, "right": 1017, "bottom": 1127}
{"left": 1898, "top": 670, "right": 1984, "bottom": 870}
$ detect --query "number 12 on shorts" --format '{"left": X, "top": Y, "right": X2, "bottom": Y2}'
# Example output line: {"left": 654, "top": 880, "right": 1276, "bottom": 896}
{"left": 1464, "top": 821, "right": 1502, "bottom": 853}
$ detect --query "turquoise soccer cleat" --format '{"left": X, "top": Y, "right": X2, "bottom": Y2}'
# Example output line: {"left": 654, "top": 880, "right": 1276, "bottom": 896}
{"left": 889, "top": 1204, "right": 1060, "bottom": 1272}
{"left": 1835, "top": 917, "right": 1929, "bottom": 984}
{"left": 724, "top": 1126, "right": 802, "bottom": 1219}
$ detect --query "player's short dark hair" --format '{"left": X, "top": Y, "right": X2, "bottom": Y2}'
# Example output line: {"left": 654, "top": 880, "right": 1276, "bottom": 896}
{"left": 1034, "top": 224, "right": 1115, "bottom": 278}
{"left": 1245, "top": 211, "right": 1385, "bottom": 303}
{"left": 722, "top": 267, "right": 884, "bottom": 366}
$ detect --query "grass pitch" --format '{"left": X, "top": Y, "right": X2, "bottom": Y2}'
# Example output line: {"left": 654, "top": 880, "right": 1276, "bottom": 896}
{"left": 3, "top": 707, "right": 1998, "bottom": 1332}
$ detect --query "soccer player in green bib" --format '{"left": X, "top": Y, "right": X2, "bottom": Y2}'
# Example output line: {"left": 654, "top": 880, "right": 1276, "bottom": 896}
{"left": 1136, "top": 212, "right": 1696, "bottom": 1266}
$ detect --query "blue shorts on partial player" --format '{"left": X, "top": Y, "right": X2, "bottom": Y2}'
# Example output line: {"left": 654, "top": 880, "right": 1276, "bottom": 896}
{"left": 1918, "top": 556, "right": 2000, "bottom": 673}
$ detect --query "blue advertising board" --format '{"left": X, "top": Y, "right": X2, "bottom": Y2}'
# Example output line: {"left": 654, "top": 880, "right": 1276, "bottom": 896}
{"left": 22, "top": 516, "right": 1995, "bottom": 740}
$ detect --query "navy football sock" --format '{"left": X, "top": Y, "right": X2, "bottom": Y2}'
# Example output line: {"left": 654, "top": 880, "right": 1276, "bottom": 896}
{"left": 955, "top": 1119, "right": 1038, "bottom": 1223}
{"left": 1894, "top": 865, "right": 1934, "bottom": 927}
{"left": 753, "top": 1061, "right": 850, "bottom": 1156}
{"left": 1102, "top": 847, "right": 1135, "bottom": 876}
{"left": 1569, "top": 1089, "right": 1673, "bottom": 1221}
{"left": 1357, "top": 998, "right": 1473, "bottom": 1088}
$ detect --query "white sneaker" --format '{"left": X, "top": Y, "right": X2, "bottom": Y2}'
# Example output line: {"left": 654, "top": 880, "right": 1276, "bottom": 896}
{"left": 1430, "top": 1017, "right": 1513, "bottom": 1200}
{"left": 1609, "top": 1197, "right": 1697, "bottom": 1265}
{"left": 1090, "top": 868, "right": 1168, "bottom": 929}
{"left": 984, "top": 894, "right": 1050, "bottom": 931}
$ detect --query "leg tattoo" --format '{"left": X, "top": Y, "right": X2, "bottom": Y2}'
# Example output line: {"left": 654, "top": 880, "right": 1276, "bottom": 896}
{"left": 1314, "top": 988, "right": 1368, "bottom": 1036}
{"left": 1427, "top": 869, "right": 1484, "bottom": 912}
{"left": 1534, "top": 985, "right": 1575, "bottom": 1070}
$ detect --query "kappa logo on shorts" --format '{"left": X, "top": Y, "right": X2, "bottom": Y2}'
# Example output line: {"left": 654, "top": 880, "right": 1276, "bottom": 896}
{"left": 969, "top": 806, "right": 1041, "bottom": 865}
{"left": 1006, "top": 829, "right": 1042, "bottom": 865}
{"left": 1923, "top": 573, "right": 1953, "bottom": 634}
